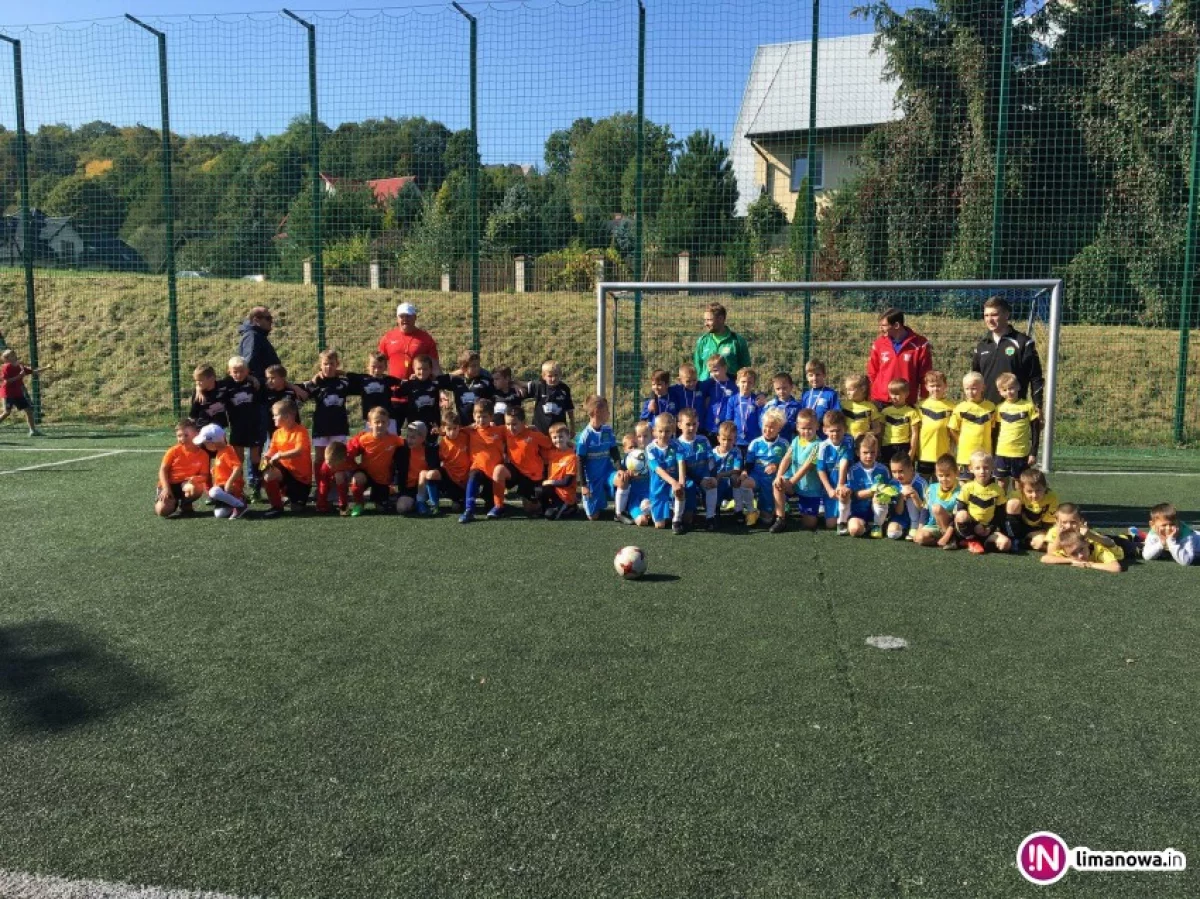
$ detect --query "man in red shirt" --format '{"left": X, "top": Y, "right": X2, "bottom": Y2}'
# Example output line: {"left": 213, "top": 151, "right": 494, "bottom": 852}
{"left": 866, "top": 308, "right": 933, "bottom": 404}
{"left": 378, "top": 302, "right": 440, "bottom": 380}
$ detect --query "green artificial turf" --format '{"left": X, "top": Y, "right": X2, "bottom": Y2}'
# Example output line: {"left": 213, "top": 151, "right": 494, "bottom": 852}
{"left": 1, "top": 448, "right": 1197, "bottom": 897}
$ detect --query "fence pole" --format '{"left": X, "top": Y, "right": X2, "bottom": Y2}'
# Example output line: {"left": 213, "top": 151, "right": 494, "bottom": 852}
{"left": 127, "top": 16, "right": 181, "bottom": 418}
{"left": 1174, "top": 54, "right": 1200, "bottom": 444}
{"left": 801, "top": 0, "right": 819, "bottom": 364}
{"left": 988, "top": 0, "right": 1014, "bottom": 280}
{"left": 632, "top": 0, "right": 645, "bottom": 421}
{"left": 0, "top": 34, "right": 41, "bottom": 422}
{"left": 453, "top": 3, "right": 480, "bottom": 351}
{"left": 283, "top": 9, "right": 326, "bottom": 352}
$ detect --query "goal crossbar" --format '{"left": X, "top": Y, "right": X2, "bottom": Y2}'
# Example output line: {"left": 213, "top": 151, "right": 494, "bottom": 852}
{"left": 596, "top": 279, "right": 1065, "bottom": 473}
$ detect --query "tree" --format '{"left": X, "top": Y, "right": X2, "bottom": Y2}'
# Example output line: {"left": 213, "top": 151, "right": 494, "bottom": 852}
{"left": 656, "top": 130, "right": 739, "bottom": 257}
{"left": 43, "top": 174, "right": 125, "bottom": 235}
{"left": 745, "top": 190, "right": 788, "bottom": 253}
{"left": 789, "top": 178, "right": 814, "bottom": 278}
{"left": 485, "top": 180, "right": 537, "bottom": 255}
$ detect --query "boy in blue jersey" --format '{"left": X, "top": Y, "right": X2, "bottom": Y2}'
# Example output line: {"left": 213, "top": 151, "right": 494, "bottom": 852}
{"left": 816, "top": 410, "right": 855, "bottom": 533}
{"left": 711, "top": 420, "right": 752, "bottom": 522}
{"left": 575, "top": 394, "right": 620, "bottom": 521}
{"left": 771, "top": 408, "right": 823, "bottom": 533}
{"left": 845, "top": 433, "right": 892, "bottom": 538}
{"left": 676, "top": 407, "right": 719, "bottom": 530}
{"left": 704, "top": 354, "right": 738, "bottom": 442}
{"left": 800, "top": 360, "right": 840, "bottom": 438}
{"left": 914, "top": 454, "right": 961, "bottom": 549}
{"left": 883, "top": 450, "right": 928, "bottom": 539}
{"left": 761, "top": 372, "right": 803, "bottom": 442}
{"left": 647, "top": 412, "right": 687, "bottom": 534}
{"left": 668, "top": 363, "right": 714, "bottom": 434}
{"left": 614, "top": 424, "right": 653, "bottom": 526}
{"left": 640, "top": 369, "right": 679, "bottom": 422}
{"left": 730, "top": 367, "right": 764, "bottom": 450}
{"left": 745, "top": 408, "right": 789, "bottom": 527}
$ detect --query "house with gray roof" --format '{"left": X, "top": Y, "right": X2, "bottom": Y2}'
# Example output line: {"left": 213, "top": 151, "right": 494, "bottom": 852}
{"left": 731, "top": 33, "right": 901, "bottom": 219}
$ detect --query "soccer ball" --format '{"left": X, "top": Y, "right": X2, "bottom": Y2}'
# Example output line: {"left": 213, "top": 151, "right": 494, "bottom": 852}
{"left": 614, "top": 545, "right": 648, "bottom": 579}
{"left": 624, "top": 449, "right": 648, "bottom": 476}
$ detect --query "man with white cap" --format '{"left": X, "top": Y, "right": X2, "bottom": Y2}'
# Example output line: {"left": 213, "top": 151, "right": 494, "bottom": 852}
{"left": 378, "top": 301, "right": 441, "bottom": 381}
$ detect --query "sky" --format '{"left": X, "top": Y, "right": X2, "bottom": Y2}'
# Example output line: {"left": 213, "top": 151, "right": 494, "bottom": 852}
{"left": 0, "top": 0, "right": 908, "bottom": 167}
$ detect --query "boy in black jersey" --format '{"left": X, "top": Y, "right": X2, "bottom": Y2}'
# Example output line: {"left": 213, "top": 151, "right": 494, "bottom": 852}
{"left": 450, "top": 350, "right": 495, "bottom": 426}
{"left": 490, "top": 364, "right": 525, "bottom": 426}
{"left": 351, "top": 351, "right": 402, "bottom": 434}
{"left": 522, "top": 360, "right": 574, "bottom": 434}
{"left": 301, "top": 348, "right": 354, "bottom": 452}
{"left": 398, "top": 353, "right": 451, "bottom": 468}
{"left": 189, "top": 364, "right": 229, "bottom": 428}
{"left": 262, "top": 364, "right": 308, "bottom": 428}
{"left": 222, "top": 355, "right": 265, "bottom": 495}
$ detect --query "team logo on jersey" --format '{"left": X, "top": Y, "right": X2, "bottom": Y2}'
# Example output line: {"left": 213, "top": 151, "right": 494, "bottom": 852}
{"left": 721, "top": 345, "right": 732, "bottom": 356}
{"left": 880, "top": 352, "right": 891, "bottom": 363}
{"left": 902, "top": 353, "right": 911, "bottom": 361}
{"left": 1005, "top": 346, "right": 1016, "bottom": 356}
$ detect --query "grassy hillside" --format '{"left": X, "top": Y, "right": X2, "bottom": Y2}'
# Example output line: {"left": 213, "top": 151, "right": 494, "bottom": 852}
{"left": 1, "top": 270, "right": 1197, "bottom": 449}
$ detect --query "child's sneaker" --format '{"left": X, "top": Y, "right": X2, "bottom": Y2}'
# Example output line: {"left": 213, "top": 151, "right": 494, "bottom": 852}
{"left": 27, "top": 428, "right": 43, "bottom": 437}
{"left": 745, "top": 510, "right": 760, "bottom": 527}
{"left": 965, "top": 539, "right": 985, "bottom": 554}
{"left": 458, "top": 509, "right": 475, "bottom": 524}
{"left": 705, "top": 516, "right": 718, "bottom": 532}
{"left": 228, "top": 505, "right": 248, "bottom": 520}
{"left": 615, "top": 512, "right": 635, "bottom": 526}
{"left": 869, "top": 526, "right": 883, "bottom": 539}
{"left": 768, "top": 517, "right": 786, "bottom": 534}
{"left": 350, "top": 504, "right": 364, "bottom": 518}
{"left": 720, "top": 499, "right": 735, "bottom": 513}
{"left": 415, "top": 498, "right": 428, "bottom": 516}
{"left": 836, "top": 523, "right": 849, "bottom": 536}
{"left": 262, "top": 507, "right": 283, "bottom": 519}
{"left": 671, "top": 520, "right": 685, "bottom": 535}
{"left": 486, "top": 505, "right": 505, "bottom": 520}
{"left": 338, "top": 505, "right": 351, "bottom": 517}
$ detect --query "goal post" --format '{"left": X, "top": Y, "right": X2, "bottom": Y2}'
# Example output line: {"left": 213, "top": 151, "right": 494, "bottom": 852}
{"left": 596, "top": 279, "right": 1064, "bottom": 472}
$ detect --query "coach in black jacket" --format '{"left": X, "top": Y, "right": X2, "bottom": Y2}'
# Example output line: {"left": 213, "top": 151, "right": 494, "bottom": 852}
{"left": 970, "top": 296, "right": 1044, "bottom": 408}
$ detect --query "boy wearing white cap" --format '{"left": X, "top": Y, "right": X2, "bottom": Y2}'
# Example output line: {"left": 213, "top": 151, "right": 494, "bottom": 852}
{"left": 195, "top": 423, "right": 247, "bottom": 519}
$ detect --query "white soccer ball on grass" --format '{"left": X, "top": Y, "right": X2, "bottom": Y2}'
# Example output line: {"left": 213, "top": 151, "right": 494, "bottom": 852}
{"left": 614, "top": 545, "right": 648, "bottom": 579}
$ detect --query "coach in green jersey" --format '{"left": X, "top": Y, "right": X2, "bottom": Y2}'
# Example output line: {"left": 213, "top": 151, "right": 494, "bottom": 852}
{"left": 694, "top": 302, "right": 752, "bottom": 381}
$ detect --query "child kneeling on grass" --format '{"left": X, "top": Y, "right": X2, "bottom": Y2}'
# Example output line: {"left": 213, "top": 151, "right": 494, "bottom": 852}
{"left": 195, "top": 423, "right": 247, "bottom": 519}
{"left": 542, "top": 422, "right": 580, "bottom": 520}
{"left": 913, "top": 454, "right": 961, "bottom": 549}
{"left": 952, "top": 450, "right": 1012, "bottom": 554}
{"left": 155, "top": 419, "right": 209, "bottom": 518}
{"left": 262, "top": 399, "right": 312, "bottom": 518}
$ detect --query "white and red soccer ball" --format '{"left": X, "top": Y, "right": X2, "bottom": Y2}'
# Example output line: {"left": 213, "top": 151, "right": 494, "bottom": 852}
{"left": 614, "top": 545, "right": 647, "bottom": 579}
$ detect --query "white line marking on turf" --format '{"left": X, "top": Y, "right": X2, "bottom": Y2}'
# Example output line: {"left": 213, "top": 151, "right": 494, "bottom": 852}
{"left": 0, "top": 447, "right": 162, "bottom": 453}
{"left": 0, "top": 869, "right": 269, "bottom": 899}
{"left": 0, "top": 450, "right": 125, "bottom": 475}
{"left": 1056, "top": 470, "right": 1200, "bottom": 477}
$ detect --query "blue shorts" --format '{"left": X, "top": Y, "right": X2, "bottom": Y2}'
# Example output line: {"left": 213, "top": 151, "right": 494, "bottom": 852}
{"left": 749, "top": 472, "right": 775, "bottom": 514}
{"left": 792, "top": 494, "right": 822, "bottom": 517}
{"left": 650, "top": 496, "right": 676, "bottom": 523}
{"left": 849, "top": 499, "right": 873, "bottom": 520}
{"left": 822, "top": 496, "right": 840, "bottom": 520}
{"left": 583, "top": 480, "right": 612, "bottom": 518}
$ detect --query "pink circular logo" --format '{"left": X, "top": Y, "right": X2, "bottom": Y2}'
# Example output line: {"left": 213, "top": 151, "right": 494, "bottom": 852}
{"left": 1018, "top": 831, "right": 1070, "bottom": 885}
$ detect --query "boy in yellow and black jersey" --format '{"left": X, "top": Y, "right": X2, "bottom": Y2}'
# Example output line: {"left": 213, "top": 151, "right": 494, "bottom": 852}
{"left": 953, "top": 450, "right": 1012, "bottom": 554}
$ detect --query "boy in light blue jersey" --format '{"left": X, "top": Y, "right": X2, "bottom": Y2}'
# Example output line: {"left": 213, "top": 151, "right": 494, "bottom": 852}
{"left": 614, "top": 423, "right": 653, "bottom": 526}
{"left": 710, "top": 420, "right": 753, "bottom": 522}
{"left": 745, "top": 407, "right": 789, "bottom": 527}
{"left": 676, "top": 407, "right": 719, "bottom": 530}
{"left": 769, "top": 408, "right": 824, "bottom": 533}
{"left": 882, "top": 450, "right": 928, "bottom": 539}
{"left": 668, "top": 362, "right": 715, "bottom": 434}
{"left": 816, "top": 410, "right": 855, "bottom": 533}
{"left": 914, "top": 453, "right": 961, "bottom": 549}
{"left": 647, "top": 412, "right": 687, "bottom": 534}
{"left": 800, "top": 360, "right": 840, "bottom": 439}
{"left": 761, "top": 371, "right": 803, "bottom": 442}
{"left": 703, "top": 354, "right": 738, "bottom": 441}
{"left": 640, "top": 369, "right": 679, "bottom": 423}
{"left": 575, "top": 394, "right": 621, "bottom": 520}
{"left": 730, "top": 368, "right": 763, "bottom": 450}
{"left": 845, "top": 433, "right": 892, "bottom": 538}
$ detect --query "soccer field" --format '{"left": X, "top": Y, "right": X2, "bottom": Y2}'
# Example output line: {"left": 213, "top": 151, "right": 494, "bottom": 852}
{"left": 2, "top": 437, "right": 1198, "bottom": 898}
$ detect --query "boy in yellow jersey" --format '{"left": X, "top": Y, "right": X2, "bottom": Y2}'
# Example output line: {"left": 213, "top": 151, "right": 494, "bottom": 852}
{"left": 1003, "top": 467, "right": 1058, "bottom": 551}
{"left": 1041, "top": 529, "right": 1123, "bottom": 573}
{"left": 917, "top": 369, "right": 954, "bottom": 479}
{"left": 948, "top": 371, "right": 997, "bottom": 479}
{"left": 913, "top": 454, "right": 962, "bottom": 549}
{"left": 953, "top": 450, "right": 1012, "bottom": 554}
{"left": 993, "top": 372, "right": 1040, "bottom": 490}
{"left": 841, "top": 373, "right": 882, "bottom": 440}
{"left": 1043, "top": 503, "right": 1125, "bottom": 563}
{"left": 879, "top": 377, "right": 920, "bottom": 465}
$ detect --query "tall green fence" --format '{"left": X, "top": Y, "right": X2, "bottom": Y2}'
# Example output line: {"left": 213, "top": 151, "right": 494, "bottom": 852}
{"left": 0, "top": 0, "right": 1197, "bottom": 464}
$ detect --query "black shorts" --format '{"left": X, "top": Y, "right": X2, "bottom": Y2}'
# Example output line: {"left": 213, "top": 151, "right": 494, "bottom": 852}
{"left": 227, "top": 418, "right": 264, "bottom": 448}
{"left": 3, "top": 395, "right": 31, "bottom": 412}
{"left": 365, "top": 480, "right": 391, "bottom": 505}
{"left": 436, "top": 469, "right": 465, "bottom": 502}
{"left": 280, "top": 468, "right": 311, "bottom": 506}
{"left": 916, "top": 460, "right": 936, "bottom": 479}
{"left": 994, "top": 455, "right": 1029, "bottom": 480}
{"left": 509, "top": 470, "right": 540, "bottom": 500}
{"left": 157, "top": 483, "right": 185, "bottom": 503}
{"left": 879, "top": 444, "right": 905, "bottom": 465}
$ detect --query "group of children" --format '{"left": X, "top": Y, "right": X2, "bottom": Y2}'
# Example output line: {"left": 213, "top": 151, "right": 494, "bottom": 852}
{"left": 153, "top": 347, "right": 1198, "bottom": 569}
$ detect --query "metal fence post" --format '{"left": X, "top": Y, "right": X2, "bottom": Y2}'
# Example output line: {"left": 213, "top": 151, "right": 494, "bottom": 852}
{"left": 127, "top": 16, "right": 181, "bottom": 418}
{"left": 989, "top": 0, "right": 1014, "bottom": 281}
{"left": 453, "top": 3, "right": 480, "bottom": 352}
{"left": 0, "top": 34, "right": 41, "bottom": 422}
{"left": 1174, "top": 54, "right": 1200, "bottom": 444}
{"left": 632, "top": 0, "right": 646, "bottom": 419}
{"left": 802, "top": 0, "right": 819, "bottom": 364}
{"left": 284, "top": 9, "right": 326, "bottom": 352}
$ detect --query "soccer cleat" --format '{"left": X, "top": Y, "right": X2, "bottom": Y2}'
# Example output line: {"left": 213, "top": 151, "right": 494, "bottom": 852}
{"left": 350, "top": 504, "right": 364, "bottom": 518}
{"left": 720, "top": 499, "right": 735, "bottom": 513}
{"left": 615, "top": 512, "right": 635, "bottom": 526}
{"left": 836, "top": 523, "right": 849, "bottom": 536}
{"left": 338, "top": 505, "right": 351, "bottom": 517}
{"left": 705, "top": 516, "right": 718, "bottom": 532}
{"left": 672, "top": 520, "right": 685, "bottom": 535}
{"left": 768, "top": 517, "right": 786, "bottom": 534}
{"left": 251, "top": 485, "right": 263, "bottom": 503}
{"left": 965, "top": 539, "right": 986, "bottom": 554}
{"left": 415, "top": 498, "right": 428, "bottom": 516}
{"left": 745, "top": 510, "right": 760, "bottom": 528}
{"left": 486, "top": 505, "right": 505, "bottom": 520}
{"left": 28, "top": 428, "right": 43, "bottom": 437}
{"left": 458, "top": 510, "right": 475, "bottom": 524}
{"left": 869, "top": 526, "right": 883, "bottom": 539}
{"left": 228, "top": 505, "right": 247, "bottom": 520}
{"left": 262, "top": 507, "right": 282, "bottom": 519}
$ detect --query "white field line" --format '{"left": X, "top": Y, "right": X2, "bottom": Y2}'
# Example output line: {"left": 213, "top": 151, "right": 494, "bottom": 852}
{"left": 0, "top": 447, "right": 162, "bottom": 453}
{"left": 1055, "top": 470, "right": 1200, "bottom": 477}
{"left": 0, "top": 869, "right": 270, "bottom": 899}
{"left": 0, "top": 450, "right": 125, "bottom": 475}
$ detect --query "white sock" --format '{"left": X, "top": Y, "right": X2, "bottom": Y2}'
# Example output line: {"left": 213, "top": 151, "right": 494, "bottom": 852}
{"left": 704, "top": 487, "right": 717, "bottom": 518}
{"left": 905, "top": 497, "right": 922, "bottom": 528}
{"left": 673, "top": 496, "right": 685, "bottom": 522}
{"left": 209, "top": 486, "right": 246, "bottom": 510}
{"left": 872, "top": 502, "right": 888, "bottom": 529}
{"left": 733, "top": 487, "right": 744, "bottom": 513}
{"left": 615, "top": 486, "right": 630, "bottom": 515}
{"left": 739, "top": 486, "right": 754, "bottom": 511}
{"left": 837, "top": 499, "right": 851, "bottom": 525}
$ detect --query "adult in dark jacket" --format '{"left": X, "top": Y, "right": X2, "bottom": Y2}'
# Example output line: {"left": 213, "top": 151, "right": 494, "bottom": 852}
{"left": 970, "top": 296, "right": 1044, "bottom": 407}
{"left": 238, "top": 306, "right": 280, "bottom": 381}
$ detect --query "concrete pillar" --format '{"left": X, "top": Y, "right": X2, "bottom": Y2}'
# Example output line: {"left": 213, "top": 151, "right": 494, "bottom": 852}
{"left": 594, "top": 255, "right": 607, "bottom": 288}
{"left": 369, "top": 260, "right": 380, "bottom": 290}
{"left": 678, "top": 251, "right": 691, "bottom": 295}
{"left": 303, "top": 258, "right": 312, "bottom": 286}
{"left": 515, "top": 255, "right": 528, "bottom": 293}
{"left": 441, "top": 264, "right": 451, "bottom": 293}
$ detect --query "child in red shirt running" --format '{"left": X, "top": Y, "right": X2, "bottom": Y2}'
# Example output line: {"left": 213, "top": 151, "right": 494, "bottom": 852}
{"left": 0, "top": 349, "right": 47, "bottom": 436}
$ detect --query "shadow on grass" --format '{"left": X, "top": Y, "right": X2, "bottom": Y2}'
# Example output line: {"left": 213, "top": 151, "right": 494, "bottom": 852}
{"left": 636, "top": 573, "right": 681, "bottom": 583}
{"left": 1078, "top": 505, "right": 1200, "bottom": 528}
{"left": 0, "top": 620, "right": 169, "bottom": 733}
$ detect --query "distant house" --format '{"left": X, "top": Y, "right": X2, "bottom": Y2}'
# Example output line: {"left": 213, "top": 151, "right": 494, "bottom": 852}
{"left": 731, "top": 33, "right": 901, "bottom": 219}
{"left": 0, "top": 210, "right": 85, "bottom": 266}
{"left": 319, "top": 173, "right": 420, "bottom": 205}
{"left": 82, "top": 236, "right": 149, "bottom": 274}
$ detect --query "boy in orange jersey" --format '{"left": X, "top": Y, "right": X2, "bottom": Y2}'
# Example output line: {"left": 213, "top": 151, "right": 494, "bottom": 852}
{"left": 316, "top": 441, "right": 354, "bottom": 515}
{"left": 393, "top": 422, "right": 433, "bottom": 514}
{"left": 345, "top": 406, "right": 404, "bottom": 517}
{"left": 194, "top": 423, "right": 247, "bottom": 519}
{"left": 418, "top": 410, "right": 470, "bottom": 515}
{"left": 262, "top": 399, "right": 313, "bottom": 518}
{"left": 503, "top": 404, "right": 553, "bottom": 515}
{"left": 459, "top": 398, "right": 509, "bottom": 523}
{"left": 542, "top": 422, "right": 580, "bottom": 519}
{"left": 155, "top": 419, "right": 210, "bottom": 518}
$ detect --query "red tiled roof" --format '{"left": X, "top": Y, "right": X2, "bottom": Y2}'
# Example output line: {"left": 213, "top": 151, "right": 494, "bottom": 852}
{"left": 319, "top": 173, "right": 418, "bottom": 205}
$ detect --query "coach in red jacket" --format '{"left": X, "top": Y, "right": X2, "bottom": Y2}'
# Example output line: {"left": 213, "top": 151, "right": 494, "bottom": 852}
{"left": 866, "top": 308, "right": 933, "bottom": 403}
